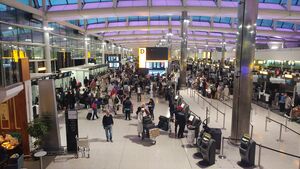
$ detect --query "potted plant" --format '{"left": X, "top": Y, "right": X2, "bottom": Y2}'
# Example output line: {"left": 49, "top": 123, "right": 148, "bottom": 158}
{"left": 27, "top": 118, "right": 49, "bottom": 150}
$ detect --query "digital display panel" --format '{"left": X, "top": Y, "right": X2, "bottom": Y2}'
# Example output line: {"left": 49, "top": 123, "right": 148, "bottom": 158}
{"left": 146, "top": 47, "right": 168, "bottom": 60}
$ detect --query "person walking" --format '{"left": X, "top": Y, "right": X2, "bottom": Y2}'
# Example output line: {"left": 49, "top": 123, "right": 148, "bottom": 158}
{"left": 137, "top": 85, "right": 142, "bottom": 102}
{"left": 123, "top": 97, "right": 133, "bottom": 120}
{"left": 147, "top": 98, "right": 155, "bottom": 120}
{"left": 91, "top": 100, "right": 99, "bottom": 120}
{"left": 102, "top": 110, "right": 114, "bottom": 142}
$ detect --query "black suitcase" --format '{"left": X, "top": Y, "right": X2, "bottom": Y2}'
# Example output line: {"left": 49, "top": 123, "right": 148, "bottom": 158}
{"left": 86, "top": 112, "right": 92, "bottom": 120}
{"left": 159, "top": 116, "right": 169, "bottom": 122}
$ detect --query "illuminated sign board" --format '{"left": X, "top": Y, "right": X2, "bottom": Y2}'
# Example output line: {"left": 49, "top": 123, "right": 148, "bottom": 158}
{"left": 139, "top": 48, "right": 146, "bottom": 68}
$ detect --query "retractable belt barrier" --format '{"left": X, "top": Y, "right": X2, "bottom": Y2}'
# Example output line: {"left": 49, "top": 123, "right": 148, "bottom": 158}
{"left": 265, "top": 116, "right": 300, "bottom": 142}
{"left": 219, "top": 137, "right": 300, "bottom": 169}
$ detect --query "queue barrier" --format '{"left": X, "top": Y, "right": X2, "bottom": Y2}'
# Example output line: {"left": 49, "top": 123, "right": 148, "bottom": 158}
{"left": 219, "top": 137, "right": 300, "bottom": 169}
{"left": 265, "top": 116, "right": 300, "bottom": 142}
{"left": 188, "top": 88, "right": 226, "bottom": 129}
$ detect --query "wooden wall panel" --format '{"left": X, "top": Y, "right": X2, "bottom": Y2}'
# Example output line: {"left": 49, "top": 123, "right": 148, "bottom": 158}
{"left": 0, "top": 87, "right": 30, "bottom": 155}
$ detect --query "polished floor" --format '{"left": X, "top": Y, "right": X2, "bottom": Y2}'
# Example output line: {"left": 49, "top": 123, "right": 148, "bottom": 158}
{"left": 24, "top": 89, "right": 300, "bottom": 169}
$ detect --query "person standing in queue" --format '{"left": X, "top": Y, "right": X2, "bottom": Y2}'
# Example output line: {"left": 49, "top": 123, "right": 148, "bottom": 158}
{"left": 136, "top": 104, "right": 149, "bottom": 137}
{"left": 175, "top": 106, "right": 186, "bottom": 138}
{"left": 147, "top": 98, "right": 155, "bottom": 120}
{"left": 102, "top": 109, "right": 114, "bottom": 142}
{"left": 285, "top": 93, "right": 292, "bottom": 117}
{"left": 123, "top": 97, "right": 133, "bottom": 120}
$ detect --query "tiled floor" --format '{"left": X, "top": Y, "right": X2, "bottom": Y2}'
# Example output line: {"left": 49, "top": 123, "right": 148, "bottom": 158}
{"left": 24, "top": 89, "right": 300, "bottom": 169}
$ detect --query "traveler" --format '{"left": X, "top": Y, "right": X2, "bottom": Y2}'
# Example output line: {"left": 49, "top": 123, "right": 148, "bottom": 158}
{"left": 137, "top": 105, "right": 146, "bottom": 137}
{"left": 147, "top": 98, "right": 155, "bottom": 120}
{"left": 137, "top": 85, "right": 142, "bottom": 102}
{"left": 102, "top": 110, "right": 114, "bottom": 142}
{"left": 285, "top": 93, "right": 292, "bottom": 117}
{"left": 91, "top": 100, "right": 99, "bottom": 120}
{"left": 175, "top": 106, "right": 186, "bottom": 138}
{"left": 279, "top": 93, "right": 286, "bottom": 113}
{"left": 123, "top": 97, "right": 133, "bottom": 120}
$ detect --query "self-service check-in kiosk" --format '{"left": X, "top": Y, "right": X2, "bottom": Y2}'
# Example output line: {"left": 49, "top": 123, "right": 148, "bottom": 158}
{"left": 239, "top": 134, "right": 256, "bottom": 167}
{"left": 200, "top": 132, "right": 216, "bottom": 165}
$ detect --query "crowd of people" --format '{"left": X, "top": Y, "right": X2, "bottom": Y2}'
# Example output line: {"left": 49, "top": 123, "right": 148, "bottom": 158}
{"left": 55, "top": 63, "right": 188, "bottom": 141}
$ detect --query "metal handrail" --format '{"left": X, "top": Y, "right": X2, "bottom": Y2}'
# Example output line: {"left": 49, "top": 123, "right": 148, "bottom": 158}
{"left": 265, "top": 116, "right": 300, "bottom": 142}
{"left": 265, "top": 116, "right": 300, "bottom": 136}
{"left": 190, "top": 91, "right": 226, "bottom": 129}
{"left": 219, "top": 136, "right": 300, "bottom": 169}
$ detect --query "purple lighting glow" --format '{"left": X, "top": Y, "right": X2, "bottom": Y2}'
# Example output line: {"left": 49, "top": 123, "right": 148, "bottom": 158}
{"left": 118, "top": 0, "right": 147, "bottom": 7}
{"left": 186, "top": 0, "right": 216, "bottom": 7}
{"left": 129, "top": 21, "right": 148, "bottom": 26}
{"left": 83, "top": 2, "right": 113, "bottom": 9}
{"left": 152, "top": 0, "right": 182, "bottom": 6}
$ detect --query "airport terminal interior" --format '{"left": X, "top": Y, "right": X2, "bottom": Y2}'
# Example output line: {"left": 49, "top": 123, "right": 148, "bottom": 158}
{"left": 0, "top": 0, "right": 300, "bottom": 169}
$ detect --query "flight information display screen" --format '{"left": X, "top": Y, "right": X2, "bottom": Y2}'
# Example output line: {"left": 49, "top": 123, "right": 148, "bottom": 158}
{"left": 146, "top": 47, "right": 168, "bottom": 60}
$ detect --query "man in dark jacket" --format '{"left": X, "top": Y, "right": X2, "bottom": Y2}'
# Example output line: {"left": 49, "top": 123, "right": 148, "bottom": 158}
{"left": 123, "top": 97, "right": 133, "bottom": 120}
{"left": 102, "top": 110, "right": 114, "bottom": 142}
{"left": 175, "top": 106, "right": 186, "bottom": 138}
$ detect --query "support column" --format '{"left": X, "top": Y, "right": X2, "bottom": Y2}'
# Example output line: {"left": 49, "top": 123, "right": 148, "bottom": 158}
{"left": 180, "top": 11, "right": 188, "bottom": 88}
{"left": 43, "top": 21, "right": 52, "bottom": 73}
{"left": 231, "top": 0, "right": 258, "bottom": 141}
{"left": 102, "top": 42, "right": 106, "bottom": 64}
{"left": 221, "top": 35, "right": 226, "bottom": 67}
{"left": 84, "top": 34, "right": 88, "bottom": 64}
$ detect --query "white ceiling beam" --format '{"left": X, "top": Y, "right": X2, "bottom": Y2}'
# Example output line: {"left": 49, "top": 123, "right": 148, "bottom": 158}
{"left": 182, "top": 0, "right": 187, "bottom": 7}
{"left": 103, "top": 34, "right": 297, "bottom": 43}
{"left": 78, "top": 0, "right": 82, "bottom": 10}
{"left": 113, "top": 0, "right": 117, "bottom": 8}
{"left": 148, "top": 0, "right": 152, "bottom": 7}
{"left": 45, "top": 6, "right": 300, "bottom": 22}
{"left": 86, "top": 25, "right": 300, "bottom": 38}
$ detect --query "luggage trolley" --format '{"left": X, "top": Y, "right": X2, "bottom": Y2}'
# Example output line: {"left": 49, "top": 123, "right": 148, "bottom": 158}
{"left": 75, "top": 136, "right": 90, "bottom": 158}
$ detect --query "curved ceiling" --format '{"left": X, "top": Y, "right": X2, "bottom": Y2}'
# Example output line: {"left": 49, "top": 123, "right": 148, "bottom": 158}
{"left": 3, "top": 0, "right": 300, "bottom": 49}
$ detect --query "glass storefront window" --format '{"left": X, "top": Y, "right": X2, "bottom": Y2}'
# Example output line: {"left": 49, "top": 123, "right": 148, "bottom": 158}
{"left": 0, "top": 24, "right": 18, "bottom": 41}
{"left": 33, "top": 46, "right": 44, "bottom": 59}
{"left": 0, "top": 5, "right": 17, "bottom": 23}
{"left": 18, "top": 27, "right": 32, "bottom": 42}
{"left": 32, "top": 30, "right": 44, "bottom": 43}
{"left": 0, "top": 44, "right": 21, "bottom": 87}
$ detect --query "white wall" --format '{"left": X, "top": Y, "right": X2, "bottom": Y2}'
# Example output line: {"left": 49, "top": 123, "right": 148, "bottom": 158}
{"left": 212, "top": 47, "right": 300, "bottom": 61}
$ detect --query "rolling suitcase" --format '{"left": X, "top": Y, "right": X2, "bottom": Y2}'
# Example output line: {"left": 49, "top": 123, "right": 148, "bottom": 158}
{"left": 86, "top": 112, "right": 92, "bottom": 120}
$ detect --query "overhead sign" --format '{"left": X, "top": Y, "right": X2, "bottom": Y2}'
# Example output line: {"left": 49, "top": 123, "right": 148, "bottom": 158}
{"left": 139, "top": 48, "right": 146, "bottom": 68}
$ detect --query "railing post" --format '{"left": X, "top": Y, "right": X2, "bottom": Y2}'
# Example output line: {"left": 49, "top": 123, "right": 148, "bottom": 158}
{"left": 267, "top": 107, "right": 270, "bottom": 118}
{"left": 265, "top": 117, "right": 268, "bottom": 131}
{"left": 258, "top": 145, "right": 262, "bottom": 167}
{"left": 250, "top": 124, "right": 253, "bottom": 139}
{"left": 285, "top": 117, "right": 288, "bottom": 132}
{"left": 218, "top": 137, "right": 226, "bottom": 159}
{"left": 216, "top": 110, "right": 219, "bottom": 122}
{"left": 277, "top": 124, "right": 283, "bottom": 142}
{"left": 222, "top": 114, "right": 226, "bottom": 130}
{"left": 206, "top": 107, "right": 210, "bottom": 124}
